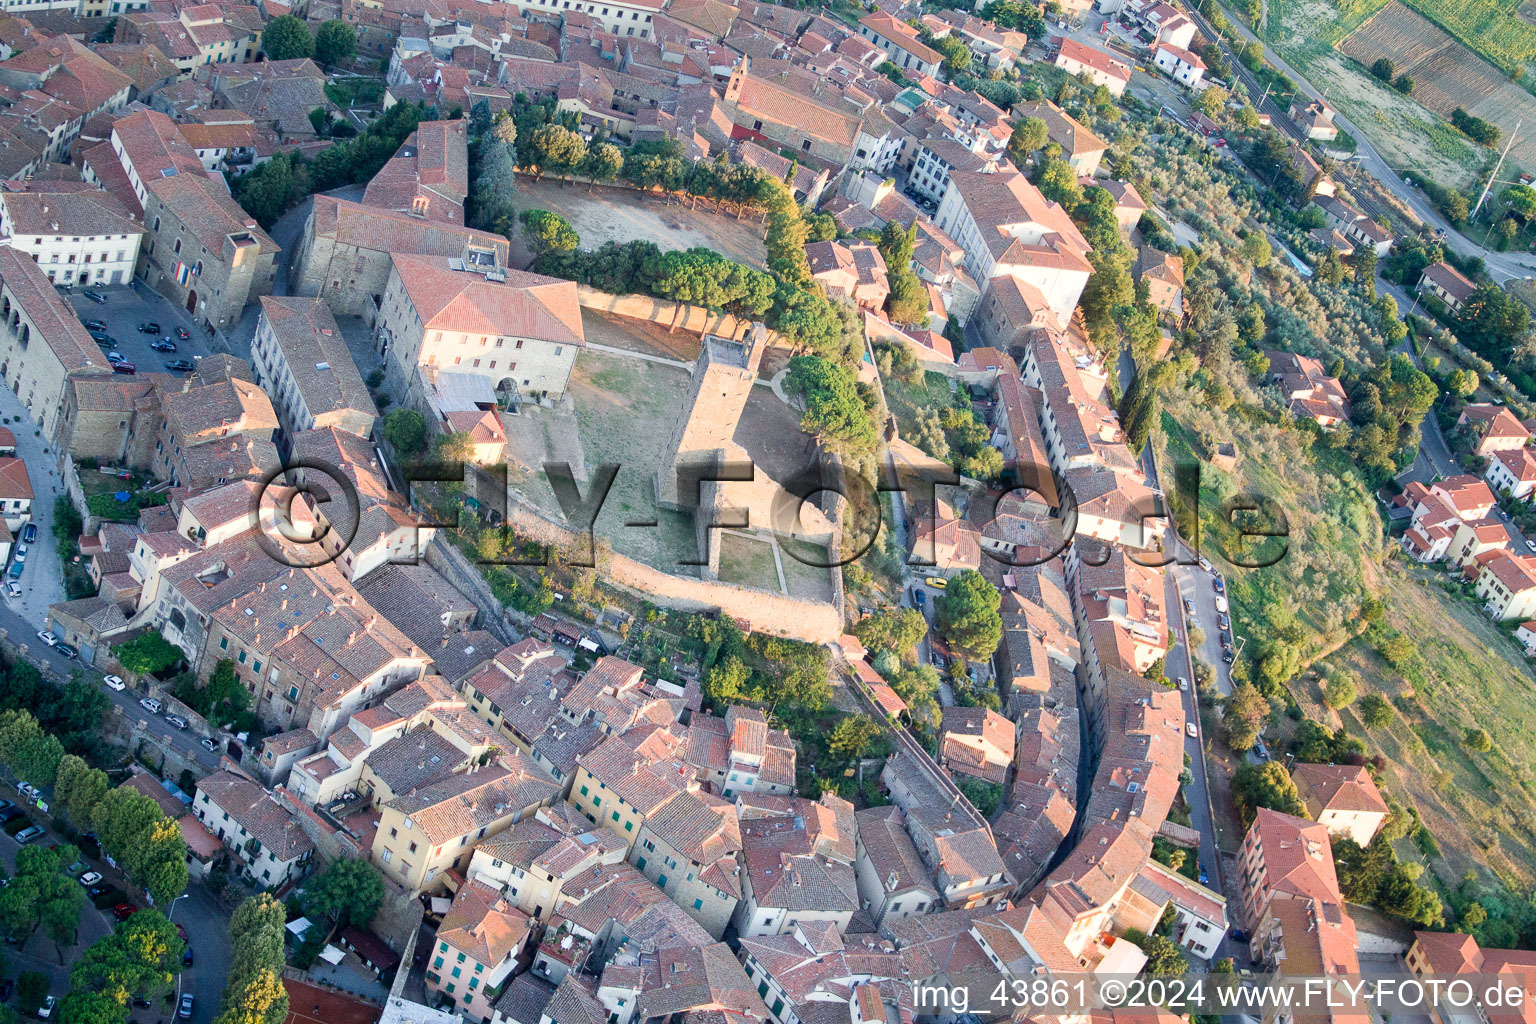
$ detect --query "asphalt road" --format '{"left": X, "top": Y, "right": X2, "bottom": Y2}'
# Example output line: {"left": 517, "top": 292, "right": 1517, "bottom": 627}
{"left": 2, "top": 597, "right": 221, "bottom": 774}
{"left": 63, "top": 285, "right": 217, "bottom": 380}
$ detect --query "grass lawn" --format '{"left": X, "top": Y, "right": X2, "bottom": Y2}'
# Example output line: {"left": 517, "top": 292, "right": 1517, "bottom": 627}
{"left": 881, "top": 367, "right": 968, "bottom": 454}
{"left": 517, "top": 350, "right": 701, "bottom": 573}
{"left": 716, "top": 533, "right": 781, "bottom": 591}
{"left": 1311, "top": 563, "right": 1536, "bottom": 890}
{"left": 325, "top": 78, "right": 384, "bottom": 107}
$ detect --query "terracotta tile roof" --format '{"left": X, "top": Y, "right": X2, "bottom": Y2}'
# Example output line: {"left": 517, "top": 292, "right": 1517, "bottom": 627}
{"left": 437, "top": 877, "right": 531, "bottom": 967}
{"left": 1292, "top": 763, "right": 1388, "bottom": 815}
{"left": 195, "top": 769, "right": 316, "bottom": 861}
{"left": 1054, "top": 37, "right": 1131, "bottom": 83}
{"left": 0, "top": 248, "right": 109, "bottom": 374}
{"left": 389, "top": 253, "right": 584, "bottom": 346}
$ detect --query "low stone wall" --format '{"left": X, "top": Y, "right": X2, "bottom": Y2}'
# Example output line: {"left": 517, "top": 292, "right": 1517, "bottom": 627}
{"left": 439, "top": 490, "right": 843, "bottom": 643}
{"left": 575, "top": 286, "right": 787, "bottom": 347}
{"left": 422, "top": 537, "right": 519, "bottom": 646}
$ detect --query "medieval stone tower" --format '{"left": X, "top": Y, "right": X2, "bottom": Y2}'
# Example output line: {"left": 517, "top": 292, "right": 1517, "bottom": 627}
{"left": 655, "top": 325, "right": 766, "bottom": 511}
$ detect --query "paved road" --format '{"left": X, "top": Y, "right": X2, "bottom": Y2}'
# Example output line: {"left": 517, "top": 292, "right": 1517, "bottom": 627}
{"left": 1186, "top": 3, "right": 1536, "bottom": 283}
{"left": 63, "top": 285, "right": 217, "bottom": 380}
{"left": 0, "top": 598, "right": 221, "bottom": 774}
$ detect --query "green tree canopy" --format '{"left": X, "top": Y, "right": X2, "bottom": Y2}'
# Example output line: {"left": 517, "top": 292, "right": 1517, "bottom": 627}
{"left": 519, "top": 209, "right": 580, "bottom": 253}
{"left": 261, "top": 15, "right": 313, "bottom": 60}
{"left": 303, "top": 858, "right": 385, "bottom": 940}
{"left": 111, "top": 631, "right": 181, "bottom": 677}
{"left": 314, "top": 19, "right": 356, "bottom": 66}
{"left": 783, "top": 356, "right": 878, "bottom": 454}
{"left": 1223, "top": 682, "right": 1268, "bottom": 753}
{"left": 851, "top": 608, "right": 928, "bottom": 655}
{"left": 935, "top": 570, "right": 1003, "bottom": 662}
{"left": 383, "top": 409, "right": 427, "bottom": 456}
{"left": 1231, "top": 761, "right": 1306, "bottom": 823}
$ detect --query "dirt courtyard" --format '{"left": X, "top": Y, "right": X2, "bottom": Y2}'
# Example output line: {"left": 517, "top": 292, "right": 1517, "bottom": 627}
{"left": 508, "top": 176, "right": 770, "bottom": 269}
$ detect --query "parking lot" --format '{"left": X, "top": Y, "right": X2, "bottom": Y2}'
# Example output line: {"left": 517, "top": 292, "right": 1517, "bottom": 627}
{"left": 64, "top": 283, "right": 218, "bottom": 377}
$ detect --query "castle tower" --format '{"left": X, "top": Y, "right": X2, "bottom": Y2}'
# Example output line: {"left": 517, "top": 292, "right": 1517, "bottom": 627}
{"left": 655, "top": 325, "right": 766, "bottom": 511}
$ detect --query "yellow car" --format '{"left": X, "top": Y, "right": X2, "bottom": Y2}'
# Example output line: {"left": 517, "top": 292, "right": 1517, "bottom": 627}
{"left": 925, "top": 577, "right": 948, "bottom": 590}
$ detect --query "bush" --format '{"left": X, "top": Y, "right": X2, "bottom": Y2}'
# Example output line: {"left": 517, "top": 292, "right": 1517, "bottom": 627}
{"left": 1359, "top": 693, "right": 1393, "bottom": 728}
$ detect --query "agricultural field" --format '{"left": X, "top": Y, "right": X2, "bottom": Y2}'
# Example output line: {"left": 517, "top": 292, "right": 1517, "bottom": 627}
{"left": 1341, "top": 3, "right": 1536, "bottom": 173}
{"left": 1258, "top": 0, "right": 1487, "bottom": 189}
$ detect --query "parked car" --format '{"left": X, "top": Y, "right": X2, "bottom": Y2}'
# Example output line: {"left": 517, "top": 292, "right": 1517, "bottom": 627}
{"left": 165, "top": 359, "right": 195, "bottom": 372}
{"left": 6, "top": 582, "right": 21, "bottom": 601}
{"left": 105, "top": 351, "right": 124, "bottom": 363}
{"left": 9, "top": 563, "right": 23, "bottom": 580}
{"left": 137, "top": 322, "right": 161, "bottom": 334}
{"left": 103, "top": 675, "right": 125, "bottom": 691}
{"left": 35, "top": 632, "right": 55, "bottom": 647}
{"left": 1222, "top": 649, "right": 1235, "bottom": 664}
{"left": 81, "top": 319, "right": 107, "bottom": 332}
{"left": 88, "top": 332, "right": 112, "bottom": 347}
{"left": 200, "top": 738, "right": 218, "bottom": 752}
{"left": 138, "top": 698, "right": 161, "bottom": 714}
{"left": 111, "top": 361, "right": 136, "bottom": 375}
{"left": 12, "top": 547, "right": 23, "bottom": 564}
{"left": 20, "top": 525, "right": 34, "bottom": 545}
{"left": 63, "top": 860, "right": 84, "bottom": 876}
{"left": 150, "top": 340, "right": 177, "bottom": 352}
{"left": 56, "top": 645, "right": 77, "bottom": 660}
{"left": 14, "top": 826, "right": 45, "bottom": 844}
{"left": 0, "top": 802, "right": 14, "bottom": 813}
{"left": 924, "top": 576, "right": 947, "bottom": 589}
{"left": 1177, "top": 677, "right": 1188, "bottom": 691}
{"left": 77, "top": 871, "right": 102, "bottom": 887}
{"left": 164, "top": 715, "right": 188, "bottom": 730}
{"left": 89, "top": 887, "right": 123, "bottom": 909}
{"left": 37, "top": 994, "right": 56, "bottom": 1019}
{"left": 0, "top": 978, "right": 14, "bottom": 1001}
{"left": 175, "top": 326, "right": 190, "bottom": 340}
{"left": 1213, "top": 576, "right": 1225, "bottom": 594}
{"left": 111, "top": 904, "right": 136, "bottom": 921}
{"left": 178, "top": 995, "right": 193, "bottom": 1020}
{"left": 0, "top": 808, "right": 21, "bottom": 825}
{"left": 82, "top": 290, "right": 107, "bottom": 304}
{"left": 1186, "top": 722, "right": 1197, "bottom": 738}
{"left": 183, "top": 947, "right": 194, "bottom": 967}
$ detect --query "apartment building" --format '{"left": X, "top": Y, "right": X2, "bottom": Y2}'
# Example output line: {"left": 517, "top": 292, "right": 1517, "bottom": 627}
{"left": 938, "top": 706, "right": 1013, "bottom": 785}
{"left": 1457, "top": 402, "right": 1532, "bottom": 457}
{"left": 1473, "top": 548, "right": 1536, "bottom": 620}
{"left": 372, "top": 751, "right": 562, "bottom": 893}
{"left": 251, "top": 296, "right": 379, "bottom": 439}
{"left": 569, "top": 729, "right": 694, "bottom": 849}
{"left": 114, "top": 3, "right": 264, "bottom": 73}
{"left": 629, "top": 789, "right": 742, "bottom": 938}
{"left": 733, "top": 794, "right": 858, "bottom": 937}
{"left": 738, "top": 925, "right": 906, "bottom": 1024}
{"left": 375, "top": 254, "right": 584, "bottom": 409}
{"left": 465, "top": 806, "right": 628, "bottom": 921}
{"left": 0, "top": 247, "right": 114, "bottom": 439}
{"left": 851, "top": 805, "right": 939, "bottom": 928}
{"left": 1486, "top": 446, "right": 1536, "bottom": 501}
{"left": 426, "top": 879, "right": 533, "bottom": 1019}
{"left": 1052, "top": 39, "right": 1131, "bottom": 96}
{"left": 1417, "top": 260, "right": 1476, "bottom": 314}
{"left": 194, "top": 768, "right": 315, "bottom": 887}
{"left": 934, "top": 169, "right": 1092, "bottom": 325}
{"left": 1237, "top": 807, "right": 1341, "bottom": 926}
{"left": 857, "top": 12, "right": 942, "bottom": 77}
{"left": 1015, "top": 99, "right": 1106, "bottom": 176}
{"left": 0, "top": 180, "right": 144, "bottom": 287}
{"left": 85, "top": 109, "right": 277, "bottom": 330}
{"left": 1290, "top": 763, "right": 1389, "bottom": 847}
{"left": 0, "top": 458, "right": 32, "bottom": 532}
